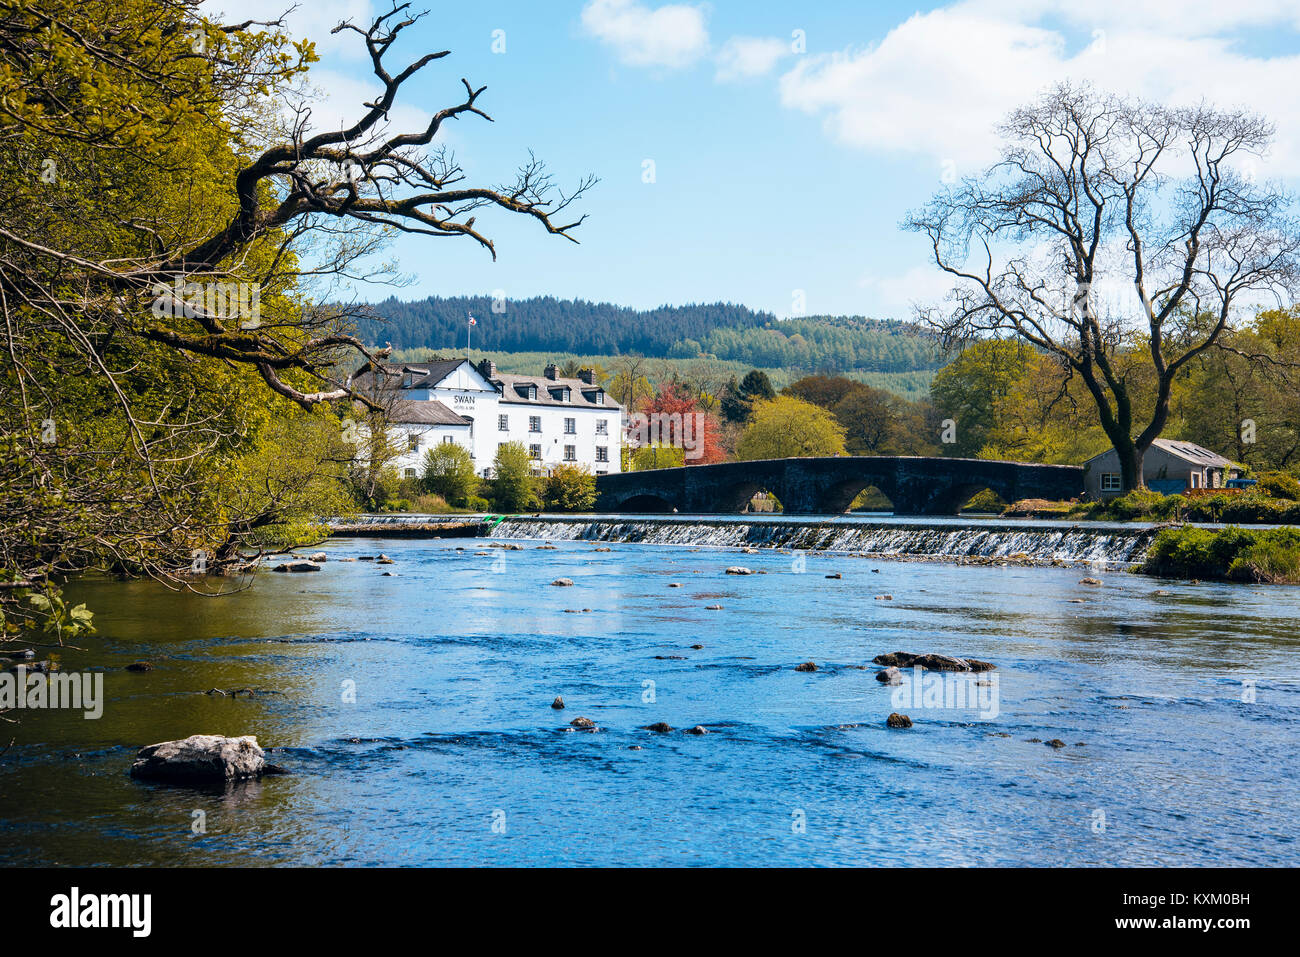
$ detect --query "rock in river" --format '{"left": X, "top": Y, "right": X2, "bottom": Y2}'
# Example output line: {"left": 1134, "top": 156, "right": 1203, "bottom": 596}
{"left": 570, "top": 716, "right": 596, "bottom": 729}
{"left": 871, "top": 651, "right": 996, "bottom": 673}
{"left": 273, "top": 560, "right": 319, "bottom": 573}
{"left": 875, "top": 666, "right": 902, "bottom": 684}
{"left": 725, "top": 566, "right": 755, "bottom": 575}
{"left": 886, "top": 713, "right": 913, "bottom": 729}
{"left": 130, "top": 734, "right": 271, "bottom": 784}
{"left": 643, "top": 722, "right": 673, "bottom": 733}
{"left": 551, "top": 695, "right": 565, "bottom": 710}
{"left": 794, "top": 661, "right": 819, "bottom": 672}
{"left": 551, "top": 578, "right": 574, "bottom": 587}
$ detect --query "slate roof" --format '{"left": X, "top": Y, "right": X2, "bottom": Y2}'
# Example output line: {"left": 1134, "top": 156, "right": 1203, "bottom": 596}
{"left": 1149, "top": 438, "right": 1232, "bottom": 467}
{"left": 387, "top": 398, "right": 471, "bottom": 426}
{"left": 490, "top": 372, "right": 620, "bottom": 409}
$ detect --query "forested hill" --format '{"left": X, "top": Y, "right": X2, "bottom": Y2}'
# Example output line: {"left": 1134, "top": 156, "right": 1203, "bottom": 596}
{"left": 355, "top": 296, "right": 942, "bottom": 374}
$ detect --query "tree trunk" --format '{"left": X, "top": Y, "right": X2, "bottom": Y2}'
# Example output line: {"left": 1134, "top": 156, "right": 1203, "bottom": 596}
{"left": 1119, "top": 443, "right": 1145, "bottom": 492}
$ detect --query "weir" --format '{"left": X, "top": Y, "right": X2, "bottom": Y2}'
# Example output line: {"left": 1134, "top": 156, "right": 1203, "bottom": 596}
{"left": 487, "top": 517, "right": 1156, "bottom": 564}
{"left": 330, "top": 514, "right": 1160, "bottom": 565}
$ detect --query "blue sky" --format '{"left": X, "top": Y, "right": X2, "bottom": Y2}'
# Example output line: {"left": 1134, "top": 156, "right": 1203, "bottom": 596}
{"left": 218, "top": 0, "right": 1300, "bottom": 319}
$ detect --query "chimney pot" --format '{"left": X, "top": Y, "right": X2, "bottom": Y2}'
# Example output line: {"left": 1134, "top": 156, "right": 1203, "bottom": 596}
{"left": 544, "top": 363, "right": 559, "bottom": 380}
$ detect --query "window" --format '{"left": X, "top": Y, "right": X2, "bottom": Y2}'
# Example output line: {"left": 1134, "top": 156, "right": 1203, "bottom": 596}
{"left": 595, "top": 446, "right": 608, "bottom": 463}
{"left": 529, "top": 416, "right": 541, "bottom": 433}
{"left": 529, "top": 444, "right": 541, "bottom": 459}
{"left": 564, "top": 417, "right": 576, "bottom": 434}
{"left": 408, "top": 435, "right": 420, "bottom": 452}
{"left": 564, "top": 445, "right": 576, "bottom": 462}
{"left": 498, "top": 414, "right": 509, "bottom": 431}
{"left": 595, "top": 419, "right": 608, "bottom": 435}
{"left": 442, "top": 435, "right": 455, "bottom": 444}
{"left": 528, "top": 385, "right": 537, "bottom": 400}
{"left": 1100, "top": 473, "right": 1122, "bottom": 492}
{"left": 595, "top": 390, "right": 605, "bottom": 405}
{"left": 1190, "top": 472, "right": 1200, "bottom": 489}
{"left": 404, "top": 468, "right": 416, "bottom": 479}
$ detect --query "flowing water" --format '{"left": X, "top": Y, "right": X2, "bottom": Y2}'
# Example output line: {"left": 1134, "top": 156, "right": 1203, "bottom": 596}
{"left": 1, "top": 519, "right": 1297, "bottom": 866}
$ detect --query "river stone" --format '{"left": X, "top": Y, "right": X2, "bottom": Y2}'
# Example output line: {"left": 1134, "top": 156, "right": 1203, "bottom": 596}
{"left": 551, "top": 578, "right": 574, "bottom": 586}
{"left": 794, "top": 661, "right": 818, "bottom": 672}
{"left": 825, "top": 573, "right": 842, "bottom": 579}
{"left": 273, "top": 560, "right": 320, "bottom": 573}
{"left": 886, "top": 713, "right": 913, "bottom": 729}
{"left": 1079, "top": 577, "right": 1103, "bottom": 585}
{"left": 130, "top": 734, "right": 267, "bottom": 784}
{"left": 570, "top": 716, "right": 596, "bottom": 729}
{"left": 725, "top": 566, "right": 755, "bottom": 575}
{"left": 684, "top": 725, "right": 708, "bottom": 735}
{"left": 308, "top": 552, "right": 328, "bottom": 562}
{"left": 644, "top": 722, "right": 673, "bottom": 733}
{"left": 871, "top": 651, "right": 996, "bottom": 673}
{"left": 551, "top": 696, "right": 565, "bottom": 710}
{"left": 875, "top": 666, "right": 902, "bottom": 684}
{"left": 126, "top": 661, "right": 154, "bottom": 672}
{"left": 1045, "top": 738, "right": 1067, "bottom": 749}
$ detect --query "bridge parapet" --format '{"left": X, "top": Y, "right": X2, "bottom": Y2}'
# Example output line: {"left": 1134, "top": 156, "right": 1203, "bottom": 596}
{"left": 594, "top": 456, "right": 1083, "bottom": 516}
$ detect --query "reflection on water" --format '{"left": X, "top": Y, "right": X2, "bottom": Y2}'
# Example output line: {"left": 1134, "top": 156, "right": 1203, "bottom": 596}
{"left": 1, "top": 536, "right": 1298, "bottom": 866}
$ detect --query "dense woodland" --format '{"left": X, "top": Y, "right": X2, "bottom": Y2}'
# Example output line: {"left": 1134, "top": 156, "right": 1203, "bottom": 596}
{"left": 357, "top": 296, "right": 943, "bottom": 375}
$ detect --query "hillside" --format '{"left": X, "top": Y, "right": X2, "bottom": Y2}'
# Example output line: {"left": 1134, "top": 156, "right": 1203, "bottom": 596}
{"left": 355, "top": 296, "right": 942, "bottom": 378}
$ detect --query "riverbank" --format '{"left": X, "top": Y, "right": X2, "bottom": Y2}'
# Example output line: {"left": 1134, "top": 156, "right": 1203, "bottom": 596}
{"left": 1141, "top": 525, "right": 1300, "bottom": 583}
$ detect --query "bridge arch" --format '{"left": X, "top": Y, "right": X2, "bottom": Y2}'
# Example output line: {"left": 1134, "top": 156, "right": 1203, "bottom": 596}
{"left": 594, "top": 456, "right": 1082, "bottom": 516}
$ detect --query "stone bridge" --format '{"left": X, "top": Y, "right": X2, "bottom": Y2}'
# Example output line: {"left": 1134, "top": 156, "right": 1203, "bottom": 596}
{"left": 595, "top": 456, "right": 1083, "bottom": 515}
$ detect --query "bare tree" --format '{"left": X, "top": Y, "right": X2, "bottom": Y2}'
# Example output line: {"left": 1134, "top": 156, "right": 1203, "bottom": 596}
{"left": 907, "top": 82, "right": 1300, "bottom": 490}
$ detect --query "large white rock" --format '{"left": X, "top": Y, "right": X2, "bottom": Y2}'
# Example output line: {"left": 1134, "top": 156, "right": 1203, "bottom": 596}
{"left": 130, "top": 734, "right": 267, "bottom": 783}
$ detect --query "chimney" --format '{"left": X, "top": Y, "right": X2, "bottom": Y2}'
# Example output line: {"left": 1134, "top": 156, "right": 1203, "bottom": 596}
{"left": 478, "top": 358, "right": 496, "bottom": 379}
{"left": 578, "top": 368, "right": 597, "bottom": 385}
{"left": 544, "top": 362, "right": 559, "bottom": 380}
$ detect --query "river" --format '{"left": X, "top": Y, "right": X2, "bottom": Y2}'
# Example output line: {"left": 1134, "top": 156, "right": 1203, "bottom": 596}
{"left": 1, "top": 517, "right": 1297, "bottom": 866}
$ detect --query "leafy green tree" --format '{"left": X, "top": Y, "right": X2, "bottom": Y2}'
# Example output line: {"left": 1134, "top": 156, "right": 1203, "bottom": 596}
{"left": 929, "top": 340, "right": 1038, "bottom": 456}
{"left": 0, "top": 0, "right": 591, "bottom": 634}
{"left": 736, "top": 397, "right": 847, "bottom": 460}
{"left": 542, "top": 465, "right": 596, "bottom": 512}
{"left": 488, "top": 442, "right": 539, "bottom": 512}
{"left": 420, "top": 443, "right": 479, "bottom": 507}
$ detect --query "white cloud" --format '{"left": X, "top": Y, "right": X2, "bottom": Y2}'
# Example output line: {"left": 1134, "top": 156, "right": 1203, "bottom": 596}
{"left": 859, "top": 265, "right": 959, "bottom": 315}
{"left": 779, "top": 0, "right": 1300, "bottom": 176}
{"left": 581, "top": 0, "right": 710, "bottom": 69}
{"left": 715, "top": 36, "right": 790, "bottom": 82}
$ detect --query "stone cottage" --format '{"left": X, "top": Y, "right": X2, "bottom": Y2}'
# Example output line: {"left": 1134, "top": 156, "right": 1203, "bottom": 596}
{"left": 1083, "top": 438, "right": 1242, "bottom": 500}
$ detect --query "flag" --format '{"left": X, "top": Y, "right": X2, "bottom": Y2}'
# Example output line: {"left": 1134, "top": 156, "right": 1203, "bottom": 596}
{"left": 468, "top": 315, "right": 477, "bottom": 326}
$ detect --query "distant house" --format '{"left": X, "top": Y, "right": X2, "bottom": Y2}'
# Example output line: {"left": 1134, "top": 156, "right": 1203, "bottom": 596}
{"left": 1083, "top": 439, "right": 1242, "bottom": 500}
{"left": 349, "top": 358, "right": 623, "bottom": 479}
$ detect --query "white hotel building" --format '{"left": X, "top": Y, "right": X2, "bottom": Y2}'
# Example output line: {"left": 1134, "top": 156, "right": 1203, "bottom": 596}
{"left": 351, "top": 358, "right": 623, "bottom": 478}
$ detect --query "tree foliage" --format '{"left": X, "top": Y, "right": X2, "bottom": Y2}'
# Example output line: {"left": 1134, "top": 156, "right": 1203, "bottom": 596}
{"left": 735, "top": 397, "right": 847, "bottom": 460}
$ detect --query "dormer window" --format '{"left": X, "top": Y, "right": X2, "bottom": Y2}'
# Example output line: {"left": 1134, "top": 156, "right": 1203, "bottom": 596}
{"left": 529, "top": 385, "right": 537, "bottom": 400}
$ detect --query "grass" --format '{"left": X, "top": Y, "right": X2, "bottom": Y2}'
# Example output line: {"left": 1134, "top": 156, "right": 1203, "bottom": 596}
{"left": 1141, "top": 525, "right": 1300, "bottom": 583}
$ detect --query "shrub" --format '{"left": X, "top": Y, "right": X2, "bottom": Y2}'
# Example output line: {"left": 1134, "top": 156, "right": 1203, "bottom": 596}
{"left": 1257, "top": 471, "right": 1300, "bottom": 501}
{"left": 541, "top": 464, "right": 597, "bottom": 512}
{"left": 411, "top": 493, "right": 454, "bottom": 513}
{"left": 1143, "top": 525, "right": 1300, "bottom": 582}
{"left": 962, "top": 488, "right": 1005, "bottom": 513}
{"left": 465, "top": 495, "right": 490, "bottom": 513}
{"left": 420, "top": 443, "right": 478, "bottom": 507}
{"left": 486, "top": 442, "right": 539, "bottom": 512}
